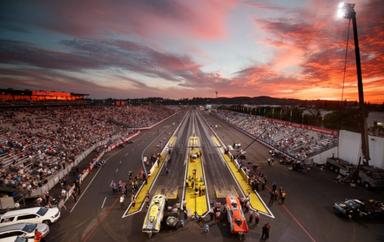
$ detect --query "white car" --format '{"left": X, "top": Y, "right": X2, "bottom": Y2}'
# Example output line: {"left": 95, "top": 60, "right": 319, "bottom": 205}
{"left": 234, "top": 143, "right": 241, "bottom": 149}
{"left": 13, "top": 237, "right": 34, "bottom": 242}
{"left": 0, "top": 207, "right": 60, "bottom": 227}
{"left": 0, "top": 223, "right": 49, "bottom": 242}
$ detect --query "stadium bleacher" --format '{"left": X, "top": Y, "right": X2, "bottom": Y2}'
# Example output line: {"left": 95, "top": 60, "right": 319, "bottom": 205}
{"left": 0, "top": 105, "right": 176, "bottom": 193}
{"left": 217, "top": 110, "right": 338, "bottom": 161}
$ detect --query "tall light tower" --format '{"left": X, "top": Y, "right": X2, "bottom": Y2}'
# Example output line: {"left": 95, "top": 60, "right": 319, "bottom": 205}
{"left": 337, "top": 2, "right": 370, "bottom": 166}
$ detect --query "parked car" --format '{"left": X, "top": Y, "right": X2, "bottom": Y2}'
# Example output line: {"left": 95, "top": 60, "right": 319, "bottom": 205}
{"left": 233, "top": 143, "right": 241, "bottom": 149}
{"left": 333, "top": 199, "right": 384, "bottom": 219}
{"left": 0, "top": 207, "right": 60, "bottom": 227}
{"left": 358, "top": 166, "right": 384, "bottom": 188}
{"left": 14, "top": 237, "right": 34, "bottom": 242}
{"left": 0, "top": 223, "right": 49, "bottom": 242}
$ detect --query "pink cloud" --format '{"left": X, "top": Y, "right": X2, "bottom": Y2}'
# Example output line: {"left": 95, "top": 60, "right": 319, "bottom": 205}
{"left": 33, "top": 0, "right": 236, "bottom": 40}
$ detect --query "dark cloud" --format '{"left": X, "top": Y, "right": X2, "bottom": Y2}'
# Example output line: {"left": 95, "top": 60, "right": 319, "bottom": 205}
{"left": 0, "top": 0, "right": 233, "bottom": 39}
{"left": 0, "top": 39, "right": 99, "bottom": 70}
{"left": 0, "top": 38, "right": 227, "bottom": 93}
{"left": 0, "top": 67, "right": 161, "bottom": 98}
{"left": 0, "top": 38, "right": 207, "bottom": 85}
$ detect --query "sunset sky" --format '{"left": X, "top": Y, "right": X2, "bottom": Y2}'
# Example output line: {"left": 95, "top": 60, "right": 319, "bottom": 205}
{"left": 0, "top": 0, "right": 383, "bottom": 103}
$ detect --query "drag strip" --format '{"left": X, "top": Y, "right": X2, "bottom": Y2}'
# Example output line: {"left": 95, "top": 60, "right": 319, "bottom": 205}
{"left": 194, "top": 111, "right": 242, "bottom": 203}
{"left": 122, "top": 111, "right": 189, "bottom": 217}
{"left": 151, "top": 110, "right": 192, "bottom": 203}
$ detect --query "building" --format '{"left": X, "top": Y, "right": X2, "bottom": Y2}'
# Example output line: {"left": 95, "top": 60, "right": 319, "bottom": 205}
{"left": 0, "top": 89, "right": 88, "bottom": 102}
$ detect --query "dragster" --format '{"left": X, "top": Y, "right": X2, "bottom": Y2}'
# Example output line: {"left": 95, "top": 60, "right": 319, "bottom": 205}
{"left": 142, "top": 194, "right": 166, "bottom": 238}
{"left": 225, "top": 195, "right": 249, "bottom": 236}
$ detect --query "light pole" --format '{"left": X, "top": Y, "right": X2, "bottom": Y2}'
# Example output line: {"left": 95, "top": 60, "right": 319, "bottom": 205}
{"left": 337, "top": 2, "right": 370, "bottom": 167}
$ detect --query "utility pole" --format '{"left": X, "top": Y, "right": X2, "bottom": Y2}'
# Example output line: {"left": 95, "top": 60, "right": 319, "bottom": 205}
{"left": 350, "top": 9, "right": 370, "bottom": 165}
{"left": 337, "top": 3, "right": 370, "bottom": 181}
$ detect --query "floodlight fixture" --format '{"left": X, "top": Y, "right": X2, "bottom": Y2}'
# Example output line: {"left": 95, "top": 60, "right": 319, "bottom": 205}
{"left": 336, "top": 2, "right": 355, "bottom": 19}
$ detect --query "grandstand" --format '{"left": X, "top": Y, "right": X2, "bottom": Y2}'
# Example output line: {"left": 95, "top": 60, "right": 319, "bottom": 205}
{"left": 216, "top": 110, "right": 338, "bottom": 161}
{"left": 0, "top": 105, "right": 176, "bottom": 195}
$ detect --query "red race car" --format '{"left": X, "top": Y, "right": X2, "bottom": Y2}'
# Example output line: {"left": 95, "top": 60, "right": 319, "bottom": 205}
{"left": 225, "top": 195, "right": 249, "bottom": 236}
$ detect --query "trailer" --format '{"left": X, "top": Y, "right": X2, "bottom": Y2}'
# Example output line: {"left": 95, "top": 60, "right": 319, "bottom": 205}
{"left": 358, "top": 166, "right": 384, "bottom": 188}
{"left": 326, "top": 158, "right": 355, "bottom": 176}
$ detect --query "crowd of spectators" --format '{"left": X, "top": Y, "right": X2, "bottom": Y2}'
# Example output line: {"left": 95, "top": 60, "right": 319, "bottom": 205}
{"left": 217, "top": 110, "right": 337, "bottom": 161}
{"left": 0, "top": 105, "right": 176, "bottom": 194}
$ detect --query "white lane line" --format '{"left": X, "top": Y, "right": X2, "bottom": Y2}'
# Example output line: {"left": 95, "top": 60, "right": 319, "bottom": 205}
{"left": 190, "top": 111, "right": 195, "bottom": 136}
{"left": 199, "top": 152, "right": 211, "bottom": 217}
{"left": 181, "top": 148, "right": 189, "bottom": 205}
{"left": 70, "top": 167, "right": 102, "bottom": 213}
{"left": 115, "top": 168, "right": 119, "bottom": 173}
{"left": 181, "top": 111, "right": 193, "bottom": 203}
{"left": 69, "top": 143, "right": 129, "bottom": 213}
{"left": 140, "top": 120, "right": 178, "bottom": 175}
{"left": 101, "top": 197, "right": 107, "bottom": 209}
{"left": 194, "top": 112, "right": 211, "bottom": 217}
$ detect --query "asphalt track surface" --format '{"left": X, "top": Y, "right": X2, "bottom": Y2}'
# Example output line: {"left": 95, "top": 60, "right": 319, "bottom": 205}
{"left": 194, "top": 111, "right": 242, "bottom": 203}
{"left": 47, "top": 108, "right": 384, "bottom": 242}
{"left": 151, "top": 110, "right": 192, "bottom": 204}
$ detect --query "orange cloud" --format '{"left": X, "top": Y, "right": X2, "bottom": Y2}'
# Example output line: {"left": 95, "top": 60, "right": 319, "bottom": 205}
{"left": 245, "top": 0, "right": 384, "bottom": 103}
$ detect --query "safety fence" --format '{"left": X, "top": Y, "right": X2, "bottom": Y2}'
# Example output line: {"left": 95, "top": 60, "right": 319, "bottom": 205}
{"left": 60, "top": 131, "right": 141, "bottom": 204}
{"left": 29, "top": 133, "right": 136, "bottom": 198}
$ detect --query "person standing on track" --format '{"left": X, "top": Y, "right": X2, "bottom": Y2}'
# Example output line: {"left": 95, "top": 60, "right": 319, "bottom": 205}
{"left": 279, "top": 187, "right": 287, "bottom": 204}
{"left": 268, "top": 190, "right": 278, "bottom": 206}
{"left": 261, "top": 223, "right": 271, "bottom": 240}
{"left": 120, "top": 194, "right": 125, "bottom": 209}
{"left": 262, "top": 176, "right": 267, "bottom": 190}
{"left": 131, "top": 194, "right": 136, "bottom": 207}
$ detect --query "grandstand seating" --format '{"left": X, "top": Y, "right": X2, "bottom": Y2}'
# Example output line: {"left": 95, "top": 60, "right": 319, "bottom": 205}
{"left": 0, "top": 105, "right": 176, "bottom": 192}
{"left": 217, "top": 110, "right": 337, "bottom": 161}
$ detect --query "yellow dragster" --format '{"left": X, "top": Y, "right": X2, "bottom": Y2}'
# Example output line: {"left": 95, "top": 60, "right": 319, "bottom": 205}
{"left": 142, "top": 194, "right": 166, "bottom": 238}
